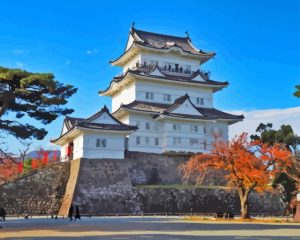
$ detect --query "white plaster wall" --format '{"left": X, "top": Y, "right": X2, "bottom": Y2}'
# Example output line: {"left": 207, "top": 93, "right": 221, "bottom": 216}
{"left": 118, "top": 114, "right": 130, "bottom": 125}
{"left": 124, "top": 112, "right": 228, "bottom": 154}
{"left": 125, "top": 33, "right": 135, "bottom": 51}
{"left": 73, "top": 134, "right": 84, "bottom": 160}
{"left": 171, "top": 99, "right": 202, "bottom": 115}
{"left": 91, "top": 112, "right": 119, "bottom": 125}
{"left": 82, "top": 132, "right": 126, "bottom": 159}
{"left": 136, "top": 80, "right": 213, "bottom": 108}
{"left": 127, "top": 113, "right": 163, "bottom": 153}
{"left": 205, "top": 121, "right": 229, "bottom": 142}
{"left": 111, "top": 81, "right": 136, "bottom": 112}
{"left": 60, "top": 143, "right": 68, "bottom": 162}
{"left": 62, "top": 123, "right": 68, "bottom": 135}
{"left": 122, "top": 54, "right": 141, "bottom": 72}
{"left": 162, "top": 118, "right": 208, "bottom": 153}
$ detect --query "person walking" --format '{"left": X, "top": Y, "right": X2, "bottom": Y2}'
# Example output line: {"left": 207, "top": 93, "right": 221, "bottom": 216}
{"left": 68, "top": 204, "right": 73, "bottom": 221}
{"left": 75, "top": 206, "right": 81, "bottom": 221}
{"left": 0, "top": 207, "right": 5, "bottom": 221}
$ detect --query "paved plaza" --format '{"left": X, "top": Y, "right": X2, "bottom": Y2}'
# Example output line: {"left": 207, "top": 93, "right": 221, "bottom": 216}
{"left": 0, "top": 216, "right": 300, "bottom": 240}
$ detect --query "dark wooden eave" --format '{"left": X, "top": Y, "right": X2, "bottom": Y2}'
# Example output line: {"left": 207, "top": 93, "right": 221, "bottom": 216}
{"left": 51, "top": 105, "right": 137, "bottom": 143}
{"left": 99, "top": 68, "right": 228, "bottom": 95}
{"left": 110, "top": 27, "right": 216, "bottom": 65}
{"left": 113, "top": 98, "right": 244, "bottom": 123}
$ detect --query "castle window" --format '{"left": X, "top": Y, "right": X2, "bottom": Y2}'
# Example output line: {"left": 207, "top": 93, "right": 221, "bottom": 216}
{"left": 211, "top": 127, "right": 220, "bottom": 135}
{"left": 145, "top": 92, "right": 154, "bottom": 100}
{"left": 155, "top": 137, "right": 159, "bottom": 146}
{"left": 190, "top": 125, "right": 199, "bottom": 132}
{"left": 96, "top": 138, "right": 107, "bottom": 148}
{"left": 190, "top": 138, "right": 198, "bottom": 146}
{"left": 196, "top": 97, "right": 204, "bottom": 105}
{"left": 185, "top": 65, "right": 191, "bottom": 74}
{"left": 172, "top": 124, "right": 181, "bottom": 131}
{"left": 163, "top": 94, "right": 171, "bottom": 102}
{"left": 173, "top": 137, "right": 181, "bottom": 145}
{"left": 136, "top": 136, "right": 141, "bottom": 145}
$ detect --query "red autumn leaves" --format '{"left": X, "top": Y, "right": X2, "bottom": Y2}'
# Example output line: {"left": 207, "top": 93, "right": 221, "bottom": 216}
{"left": 180, "top": 133, "right": 298, "bottom": 218}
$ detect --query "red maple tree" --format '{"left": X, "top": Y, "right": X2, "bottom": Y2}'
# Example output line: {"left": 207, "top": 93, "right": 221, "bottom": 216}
{"left": 0, "top": 150, "right": 18, "bottom": 184}
{"left": 180, "top": 133, "right": 295, "bottom": 219}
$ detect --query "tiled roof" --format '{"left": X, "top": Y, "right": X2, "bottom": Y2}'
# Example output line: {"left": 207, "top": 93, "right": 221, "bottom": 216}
{"left": 75, "top": 121, "right": 138, "bottom": 131}
{"left": 99, "top": 68, "right": 228, "bottom": 94}
{"left": 110, "top": 27, "right": 215, "bottom": 65}
{"left": 115, "top": 98, "right": 244, "bottom": 121}
{"left": 131, "top": 28, "right": 215, "bottom": 56}
{"left": 51, "top": 106, "right": 137, "bottom": 143}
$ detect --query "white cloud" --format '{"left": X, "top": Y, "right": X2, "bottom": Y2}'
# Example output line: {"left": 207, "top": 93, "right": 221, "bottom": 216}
{"left": 229, "top": 106, "right": 300, "bottom": 139}
{"left": 86, "top": 48, "right": 98, "bottom": 55}
{"left": 16, "top": 61, "right": 24, "bottom": 67}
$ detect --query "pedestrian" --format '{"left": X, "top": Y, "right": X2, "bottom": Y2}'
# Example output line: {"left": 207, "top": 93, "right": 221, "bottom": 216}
{"left": 0, "top": 207, "right": 6, "bottom": 221}
{"left": 68, "top": 204, "right": 73, "bottom": 221}
{"left": 75, "top": 206, "right": 81, "bottom": 221}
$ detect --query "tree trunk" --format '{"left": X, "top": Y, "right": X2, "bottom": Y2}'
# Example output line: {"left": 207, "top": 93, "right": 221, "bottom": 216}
{"left": 238, "top": 189, "right": 251, "bottom": 219}
{"left": 240, "top": 196, "right": 249, "bottom": 219}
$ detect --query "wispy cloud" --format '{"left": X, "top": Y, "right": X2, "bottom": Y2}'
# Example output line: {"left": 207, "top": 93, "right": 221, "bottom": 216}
{"left": 16, "top": 61, "right": 25, "bottom": 67}
{"left": 229, "top": 106, "right": 300, "bottom": 139}
{"left": 86, "top": 48, "right": 98, "bottom": 55}
{"left": 13, "top": 49, "right": 25, "bottom": 55}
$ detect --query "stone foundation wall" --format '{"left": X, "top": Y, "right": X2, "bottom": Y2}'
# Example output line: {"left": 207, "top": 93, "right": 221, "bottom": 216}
{"left": 0, "top": 162, "right": 70, "bottom": 215}
{"left": 72, "top": 158, "right": 138, "bottom": 214}
{"left": 126, "top": 151, "right": 226, "bottom": 186}
{"left": 0, "top": 152, "right": 285, "bottom": 216}
{"left": 72, "top": 155, "right": 284, "bottom": 215}
{"left": 136, "top": 188, "right": 283, "bottom": 215}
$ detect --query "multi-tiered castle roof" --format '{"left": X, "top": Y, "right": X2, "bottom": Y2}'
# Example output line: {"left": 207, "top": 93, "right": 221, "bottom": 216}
{"left": 52, "top": 25, "right": 244, "bottom": 160}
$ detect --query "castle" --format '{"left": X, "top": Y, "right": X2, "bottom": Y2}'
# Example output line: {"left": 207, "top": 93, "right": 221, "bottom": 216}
{"left": 4, "top": 26, "right": 285, "bottom": 217}
{"left": 52, "top": 25, "right": 243, "bottom": 160}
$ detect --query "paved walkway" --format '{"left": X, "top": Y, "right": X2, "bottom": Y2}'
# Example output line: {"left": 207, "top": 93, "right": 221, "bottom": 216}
{"left": 0, "top": 216, "right": 300, "bottom": 239}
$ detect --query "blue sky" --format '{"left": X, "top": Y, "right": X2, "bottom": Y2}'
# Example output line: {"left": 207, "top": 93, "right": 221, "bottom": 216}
{"left": 0, "top": 0, "right": 299, "bottom": 153}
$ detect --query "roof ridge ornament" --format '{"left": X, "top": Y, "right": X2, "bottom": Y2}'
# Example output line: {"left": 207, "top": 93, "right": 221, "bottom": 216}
{"left": 131, "top": 22, "right": 135, "bottom": 30}
{"left": 185, "top": 31, "right": 191, "bottom": 41}
{"left": 103, "top": 104, "right": 109, "bottom": 111}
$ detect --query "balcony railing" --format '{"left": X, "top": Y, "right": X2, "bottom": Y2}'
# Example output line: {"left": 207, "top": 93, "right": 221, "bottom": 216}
{"left": 127, "top": 61, "right": 211, "bottom": 80}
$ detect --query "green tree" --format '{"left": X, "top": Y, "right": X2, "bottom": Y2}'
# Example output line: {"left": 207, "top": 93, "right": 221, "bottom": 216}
{"left": 272, "top": 172, "right": 296, "bottom": 214}
{"left": 250, "top": 123, "right": 300, "bottom": 151}
{"left": 294, "top": 85, "right": 300, "bottom": 98}
{"left": 23, "top": 158, "right": 32, "bottom": 172}
{"left": 251, "top": 123, "right": 300, "bottom": 213}
{"left": 0, "top": 66, "right": 77, "bottom": 140}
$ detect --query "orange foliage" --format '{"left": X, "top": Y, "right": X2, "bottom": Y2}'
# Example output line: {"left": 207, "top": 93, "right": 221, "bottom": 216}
{"left": 0, "top": 158, "right": 18, "bottom": 184}
{"left": 180, "top": 132, "right": 294, "bottom": 219}
{"left": 256, "top": 141, "right": 299, "bottom": 189}
{"left": 0, "top": 149, "right": 55, "bottom": 184}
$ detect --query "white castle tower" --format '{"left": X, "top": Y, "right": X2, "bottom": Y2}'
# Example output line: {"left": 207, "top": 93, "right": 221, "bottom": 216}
{"left": 52, "top": 25, "right": 243, "bottom": 160}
